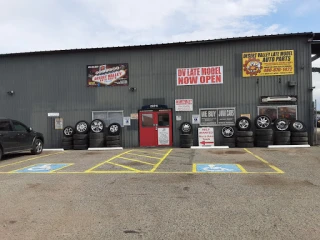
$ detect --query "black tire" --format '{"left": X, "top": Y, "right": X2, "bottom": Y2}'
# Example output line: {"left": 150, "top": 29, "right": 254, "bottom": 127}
{"left": 255, "top": 115, "right": 271, "bottom": 129}
{"left": 180, "top": 122, "right": 192, "bottom": 134}
{"left": 275, "top": 137, "right": 291, "bottom": 142}
{"left": 73, "top": 134, "right": 89, "bottom": 140}
{"left": 237, "top": 142, "right": 254, "bottom": 148}
{"left": 106, "top": 135, "right": 120, "bottom": 141}
{"left": 107, "top": 144, "right": 121, "bottom": 148}
{"left": 180, "top": 134, "right": 193, "bottom": 140}
{"left": 221, "top": 137, "right": 236, "bottom": 143}
{"left": 221, "top": 143, "right": 236, "bottom": 148}
{"left": 236, "top": 137, "right": 254, "bottom": 143}
{"left": 221, "top": 126, "right": 235, "bottom": 138}
{"left": 237, "top": 131, "right": 253, "bottom": 137}
{"left": 90, "top": 119, "right": 105, "bottom": 133}
{"left": 291, "top": 137, "right": 308, "bottom": 142}
{"left": 180, "top": 143, "right": 192, "bottom": 148}
{"left": 108, "top": 123, "right": 121, "bottom": 135}
{"left": 274, "top": 118, "right": 289, "bottom": 131}
{"left": 31, "top": 139, "right": 43, "bottom": 155}
{"left": 75, "top": 120, "right": 89, "bottom": 134}
{"left": 62, "top": 142, "right": 73, "bottom": 148}
{"left": 255, "top": 141, "right": 273, "bottom": 147}
{"left": 62, "top": 145, "right": 73, "bottom": 150}
{"left": 274, "top": 131, "right": 291, "bottom": 138}
{"left": 275, "top": 141, "right": 290, "bottom": 145}
{"left": 73, "top": 139, "right": 89, "bottom": 145}
{"left": 289, "top": 120, "right": 306, "bottom": 132}
{"left": 63, "top": 126, "right": 74, "bottom": 137}
{"left": 255, "top": 135, "right": 274, "bottom": 141}
{"left": 236, "top": 117, "right": 251, "bottom": 131}
{"left": 89, "top": 139, "right": 105, "bottom": 148}
{"left": 0, "top": 148, "right": 3, "bottom": 160}
{"left": 106, "top": 140, "right": 121, "bottom": 145}
{"left": 73, "top": 144, "right": 88, "bottom": 150}
{"left": 291, "top": 132, "right": 308, "bottom": 137}
{"left": 291, "top": 142, "right": 309, "bottom": 145}
{"left": 255, "top": 129, "right": 273, "bottom": 136}
{"left": 89, "top": 132, "right": 105, "bottom": 139}
{"left": 180, "top": 139, "right": 193, "bottom": 145}
{"left": 62, "top": 136, "right": 73, "bottom": 142}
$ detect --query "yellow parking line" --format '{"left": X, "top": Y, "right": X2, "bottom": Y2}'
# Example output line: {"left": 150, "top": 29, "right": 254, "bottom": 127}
{"left": 192, "top": 164, "right": 197, "bottom": 173}
{"left": 0, "top": 171, "right": 284, "bottom": 174}
{"left": 125, "top": 153, "right": 162, "bottom": 159}
{"left": 130, "top": 150, "right": 165, "bottom": 156}
{"left": 107, "top": 161, "right": 140, "bottom": 172}
{"left": 0, "top": 152, "right": 65, "bottom": 169}
{"left": 236, "top": 164, "right": 248, "bottom": 173}
{"left": 85, "top": 150, "right": 133, "bottom": 172}
{"left": 150, "top": 149, "right": 173, "bottom": 172}
{"left": 50, "top": 163, "right": 74, "bottom": 172}
{"left": 244, "top": 148, "right": 284, "bottom": 173}
{"left": 118, "top": 157, "right": 155, "bottom": 166}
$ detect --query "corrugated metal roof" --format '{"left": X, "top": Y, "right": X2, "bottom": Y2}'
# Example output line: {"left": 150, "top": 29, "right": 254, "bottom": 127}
{"left": 0, "top": 32, "right": 316, "bottom": 57}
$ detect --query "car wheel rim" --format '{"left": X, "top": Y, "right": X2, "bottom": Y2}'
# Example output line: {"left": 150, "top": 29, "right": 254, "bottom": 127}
{"left": 239, "top": 120, "right": 249, "bottom": 129}
{"left": 257, "top": 116, "right": 270, "bottom": 128}
{"left": 36, "top": 141, "right": 42, "bottom": 153}
{"left": 64, "top": 127, "right": 73, "bottom": 136}
{"left": 91, "top": 121, "right": 103, "bottom": 133}
{"left": 182, "top": 124, "right": 191, "bottom": 132}
{"left": 276, "top": 121, "right": 288, "bottom": 131}
{"left": 77, "top": 123, "right": 87, "bottom": 132}
{"left": 222, "top": 127, "right": 234, "bottom": 137}
{"left": 293, "top": 122, "right": 303, "bottom": 130}
{"left": 110, "top": 125, "right": 118, "bottom": 133}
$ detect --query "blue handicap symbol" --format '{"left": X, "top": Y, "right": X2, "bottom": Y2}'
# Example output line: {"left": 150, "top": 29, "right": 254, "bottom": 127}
{"left": 196, "top": 164, "right": 241, "bottom": 173}
{"left": 14, "top": 164, "right": 70, "bottom": 173}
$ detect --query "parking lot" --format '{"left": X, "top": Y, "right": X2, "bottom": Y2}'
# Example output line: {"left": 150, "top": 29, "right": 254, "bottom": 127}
{"left": 1, "top": 147, "right": 320, "bottom": 239}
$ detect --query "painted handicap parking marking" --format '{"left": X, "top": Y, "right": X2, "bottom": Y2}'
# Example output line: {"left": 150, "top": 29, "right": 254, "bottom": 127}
{"left": 13, "top": 163, "right": 72, "bottom": 173}
{"left": 195, "top": 164, "right": 242, "bottom": 173}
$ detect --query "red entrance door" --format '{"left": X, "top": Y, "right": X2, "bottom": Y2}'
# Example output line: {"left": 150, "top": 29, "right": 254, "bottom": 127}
{"left": 139, "top": 110, "right": 173, "bottom": 147}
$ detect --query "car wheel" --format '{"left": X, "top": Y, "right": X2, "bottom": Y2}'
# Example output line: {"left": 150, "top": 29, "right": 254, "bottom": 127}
{"left": 75, "top": 120, "right": 89, "bottom": 134}
{"left": 221, "top": 126, "right": 235, "bottom": 138}
{"left": 90, "top": 119, "right": 105, "bottom": 133}
{"left": 255, "top": 115, "right": 271, "bottom": 129}
{"left": 289, "top": 120, "right": 306, "bottom": 132}
{"left": 0, "top": 148, "right": 2, "bottom": 160}
{"left": 31, "top": 139, "right": 43, "bottom": 155}
{"left": 63, "top": 126, "right": 74, "bottom": 137}
{"left": 180, "top": 122, "right": 192, "bottom": 134}
{"left": 236, "top": 117, "right": 251, "bottom": 131}
{"left": 108, "top": 123, "right": 121, "bottom": 135}
{"left": 274, "top": 118, "right": 289, "bottom": 131}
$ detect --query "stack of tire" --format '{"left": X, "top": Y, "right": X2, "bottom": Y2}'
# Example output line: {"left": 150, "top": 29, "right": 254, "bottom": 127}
{"left": 89, "top": 119, "right": 105, "bottom": 148}
{"left": 235, "top": 117, "right": 254, "bottom": 148}
{"left": 62, "top": 126, "right": 74, "bottom": 150}
{"left": 289, "top": 120, "right": 309, "bottom": 145}
{"left": 105, "top": 123, "right": 122, "bottom": 147}
{"left": 274, "top": 118, "right": 291, "bottom": 145}
{"left": 221, "top": 126, "right": 236, "bottom": 148}
{"left": 73, "top": 120, "right": 89, "bottom": 150}
{"left": 254, "top": 115, "right": 274, "bottom": 147}
{"left": 179, "top": 122, "right": 193, "bottom": 148}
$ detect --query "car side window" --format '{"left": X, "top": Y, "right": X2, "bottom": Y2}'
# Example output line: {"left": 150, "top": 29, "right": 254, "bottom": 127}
{"left": 12, "top": 121, "right": 28, "bottom": 132}
{"left": 0, "top": 121, "right": 12, "bottom": 131}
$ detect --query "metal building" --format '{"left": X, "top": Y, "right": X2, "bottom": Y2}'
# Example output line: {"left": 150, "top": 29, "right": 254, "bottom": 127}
{"left": 1, "top": 32, "right": 320, "bottom": 148}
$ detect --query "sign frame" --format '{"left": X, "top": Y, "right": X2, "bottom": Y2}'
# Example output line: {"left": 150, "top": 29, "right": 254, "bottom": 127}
{"left": 199, "top": 107, "right": 236, "bottom": 126}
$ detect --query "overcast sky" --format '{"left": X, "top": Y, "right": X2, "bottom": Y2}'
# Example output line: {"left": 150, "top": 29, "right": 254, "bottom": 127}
{"left": 0, "top": 0, "right": 320, "bottom": 106}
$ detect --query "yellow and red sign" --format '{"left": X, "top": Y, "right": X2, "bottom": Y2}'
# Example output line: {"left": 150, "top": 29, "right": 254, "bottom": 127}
{"left": 242, "top": 50, "right": 294, "bottom": 77}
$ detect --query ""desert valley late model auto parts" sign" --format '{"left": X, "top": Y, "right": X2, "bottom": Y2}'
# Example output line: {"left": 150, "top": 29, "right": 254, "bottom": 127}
{"left": 87, "top": 63, "right": 129, "bottom": 87}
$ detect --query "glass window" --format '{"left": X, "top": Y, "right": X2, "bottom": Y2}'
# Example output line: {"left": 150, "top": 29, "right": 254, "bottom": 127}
{"left": 142, "top": 114, "right": 153, "bottom": 127}
{"left": 258, "top": 106, "right": 277, "bottom": 122}
{"left": 0, "top": 121, "right": 12, "bottom": 131}
{"left": 13, "top": 121, "right": 28, "bottom": 132}
{"left": 158, "top": 113, "right": 169, "bottom": 126}
{"left": 257, "top": 105, "right": 297, "bottom": 121}
{"left": 92, "top": 110, "right": 124, "bottom": 127}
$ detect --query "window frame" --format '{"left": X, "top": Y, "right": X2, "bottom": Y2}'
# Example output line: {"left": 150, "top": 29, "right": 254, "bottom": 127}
{"left": 92, "top": 110, "right": 124, "bottom": 127}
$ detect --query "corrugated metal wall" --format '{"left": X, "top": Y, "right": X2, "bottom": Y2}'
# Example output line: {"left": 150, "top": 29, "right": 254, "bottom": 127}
{"left": 0, "top": 35, "right": 313, "bottom": 148}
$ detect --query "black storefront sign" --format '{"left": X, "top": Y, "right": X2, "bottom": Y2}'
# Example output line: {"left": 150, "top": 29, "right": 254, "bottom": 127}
{"left": 200, "top": 108, "right": 236, "bottom": 126}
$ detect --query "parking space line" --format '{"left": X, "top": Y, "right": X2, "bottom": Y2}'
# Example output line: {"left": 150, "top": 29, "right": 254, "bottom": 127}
{"left": 150, "top": 149, "right": 173, "bottom": 172}
{"left": 236, "top": 164, "right": 248, "bottom": 173}
{"left": 51, "top": 163, "right": 74, "bottom": 172}
{"left": 85, "top": 150, "right": 133, "bottom": 172}
{"left": 106, "top": 161, "right": 140, "bottom": 172}
{"left": 130, "top": 150, "right": 165, "bottom": 156}
{"left": 0, "top": 152, "right": 65, "bottom": 169}
{"left": 244, "top": 148, "right": 284, "bottom": 173}
{"left": 118, "top": 157, "right": 155, "bottom": 166}
{"left": 192, "top": 163, "right": 197, "bottom": 173}
{"left": 126, "top": 153, "right": 162, "bottom": 159}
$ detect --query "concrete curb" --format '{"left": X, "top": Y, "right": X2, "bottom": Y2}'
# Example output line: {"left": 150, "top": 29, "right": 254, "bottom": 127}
{"left": 191, "top": 146, "right": 229, "bottom": 149}
{"left": 268, "top": 145, "right": 310, "bottom": 148}
{"left": 88, "top": 147, "right": 123, "bottom": 151}
{"left": 43, "top": 149, "right": 65, "bottom": 151}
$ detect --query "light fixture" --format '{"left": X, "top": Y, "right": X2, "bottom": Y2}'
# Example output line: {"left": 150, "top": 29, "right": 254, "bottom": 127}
{"left": 129, "top": 87, "right": 137, "bottom": 92}
{"left": 7, "top": 90, "right": 14, "bottom": 96}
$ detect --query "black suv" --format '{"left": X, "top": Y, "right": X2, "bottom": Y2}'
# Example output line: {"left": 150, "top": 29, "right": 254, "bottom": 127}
{"left": 0, "top": 118, "right": 44, "bottom": 160}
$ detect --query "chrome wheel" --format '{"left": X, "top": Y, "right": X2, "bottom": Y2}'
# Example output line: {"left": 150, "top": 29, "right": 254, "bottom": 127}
{"left": 292, "top": 122, "right": 303, "bottom": 130}
{"left": 256, "top": 116, "right": 270, "bottom": 129}
{"left": 181, "top": 123, "right": 192, "bottom": 133}
{"left": 76, "top": 122, "right": 88, "bottom": 133}
{"left": 221, "top": 126, "right": 234, "bottom": 138}
{"left": 110, "top": 124, "right": 118, "bottom": 133}
{"left": 91, "top": 120, "right": 104, "bottom": 133}
{"left": 35, "top": 140, "right": 43, "bottom": 153}
{"left": 239, "top": 119, "right": 249, "bottom": 129}
{"left": 63, "top": 127, "right": 73, "bottom": 136}
{"left": 276, "top": 119, "right": 289, "bottom": 131}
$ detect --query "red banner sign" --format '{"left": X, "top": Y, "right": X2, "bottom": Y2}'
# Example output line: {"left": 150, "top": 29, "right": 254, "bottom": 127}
{"left": 177, "top": 66, "right": 223, "bottom": 86}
